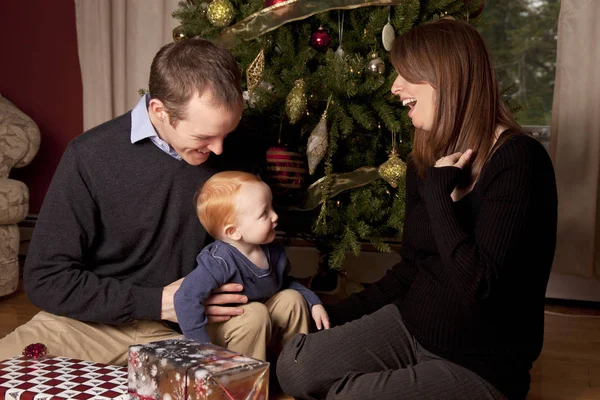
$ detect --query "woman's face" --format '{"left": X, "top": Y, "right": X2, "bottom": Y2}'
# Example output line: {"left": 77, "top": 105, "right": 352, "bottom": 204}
{"left": 391, "top": 72, "right": 437, "bottom": 132}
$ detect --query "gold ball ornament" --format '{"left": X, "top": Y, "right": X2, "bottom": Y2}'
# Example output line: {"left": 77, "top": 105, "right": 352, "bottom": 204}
{"left": 378, "top": 150, "right": 407, "bottom": 188}
{"left": 285, "top": 79, "right": 307, "bottom": 125}
{"left": 366, "top": 52, "right": 385, "bottom": 75}
{"left": 172, "top": 25, "right": 189, "bottom": 42}
{"left": 207, "top": 0, "right": 235, "bottom": 27}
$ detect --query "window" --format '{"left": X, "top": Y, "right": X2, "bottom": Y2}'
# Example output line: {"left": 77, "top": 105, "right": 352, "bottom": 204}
{"left": 478, "top": 0, "right": 561, "bottom": 151}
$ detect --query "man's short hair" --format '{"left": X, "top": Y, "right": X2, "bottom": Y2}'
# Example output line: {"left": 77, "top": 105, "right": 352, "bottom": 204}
{"left": 149, "top": 38, "right": 242, "bottom": 126}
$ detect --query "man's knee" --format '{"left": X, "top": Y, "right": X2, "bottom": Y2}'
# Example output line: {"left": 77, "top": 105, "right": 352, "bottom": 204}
{"left": 0, "top": 335, "right": 24, "bottom": 359}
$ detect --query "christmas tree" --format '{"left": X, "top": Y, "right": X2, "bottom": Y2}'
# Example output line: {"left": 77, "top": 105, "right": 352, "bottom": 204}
{"left": 173, "top": 0, "right": 485, "bottom": 270}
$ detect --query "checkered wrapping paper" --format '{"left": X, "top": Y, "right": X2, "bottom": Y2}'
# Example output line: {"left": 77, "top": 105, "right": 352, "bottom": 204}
{"left": 0, "top": 356, "right": 128, "bottom": 400}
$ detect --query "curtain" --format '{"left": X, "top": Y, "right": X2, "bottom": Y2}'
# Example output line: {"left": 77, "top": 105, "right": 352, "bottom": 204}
{"left": 550, "top": 0, "right": 600, "bottom": 278}
{"left": 74, "top": 0, "right": 180, "bottom": 131}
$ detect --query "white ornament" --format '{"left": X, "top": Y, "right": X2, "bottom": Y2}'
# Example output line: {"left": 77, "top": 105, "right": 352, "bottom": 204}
{"left": 307, "top": 112, "right": 329, "bottom": 175}
{"left": 382, "top": 22, "right": 395, "bottom": 51}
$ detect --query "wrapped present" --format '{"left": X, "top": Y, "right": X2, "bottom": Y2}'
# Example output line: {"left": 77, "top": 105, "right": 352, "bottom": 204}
{"left": 0, "top": 356, "right": 128, "bottom": 399}
{"left": 128, "top": 338, "right": 269, "bottom": 400}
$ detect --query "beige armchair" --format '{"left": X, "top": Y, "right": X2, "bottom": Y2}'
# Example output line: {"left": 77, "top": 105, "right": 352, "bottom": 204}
{"left": 0, "top": 94, "right": 40, "bottom": 296}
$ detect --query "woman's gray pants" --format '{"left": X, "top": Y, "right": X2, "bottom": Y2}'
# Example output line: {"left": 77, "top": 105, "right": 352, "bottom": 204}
{"left": 276, "top": 304, "right": 508, "bottom": 400}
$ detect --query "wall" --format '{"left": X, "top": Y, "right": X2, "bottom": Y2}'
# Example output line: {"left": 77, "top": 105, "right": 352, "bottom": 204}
{"left": 0, "top": 1, "right": 83, "bottom": 214}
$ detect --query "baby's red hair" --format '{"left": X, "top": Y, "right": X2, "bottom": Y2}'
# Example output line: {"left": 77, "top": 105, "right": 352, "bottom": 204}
{"left": 196, "top": 171, "right": 261, "bottom": 239}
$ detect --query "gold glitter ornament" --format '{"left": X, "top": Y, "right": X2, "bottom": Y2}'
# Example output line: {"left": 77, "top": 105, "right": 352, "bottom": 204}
{"left": 307, "top": 103, "right": 330, "bottom": 175}
{"left": 378, "top": 148, "right": 406, "bottom": 188}
{"left": 246, "top": 49, "right": 265, "bottom": 95}
{"left": 206, "top": 0, "right": 235, "bottom": 27}
{"left": 285, "top": 79, "right": 307, "bottom": 125}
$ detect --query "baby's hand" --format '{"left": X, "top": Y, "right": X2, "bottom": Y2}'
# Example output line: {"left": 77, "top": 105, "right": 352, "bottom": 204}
{"left": 311, "top": 304, "right": 330, "bottom": 330}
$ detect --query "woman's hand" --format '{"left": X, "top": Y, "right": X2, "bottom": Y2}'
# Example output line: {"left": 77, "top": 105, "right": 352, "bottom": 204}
{"left": 311, "top": 304, "right": 331, "bottom": 330}
{"left": 435, "top": 149, "right": 474, "bottom": 201}
{"left": 435, "top": 149, "right": 473, "bottom": 169}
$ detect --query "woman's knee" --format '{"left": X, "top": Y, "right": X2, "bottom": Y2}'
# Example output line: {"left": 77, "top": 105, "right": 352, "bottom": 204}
{"left": 277, "top": 333, "right": 319, "bottom": 397}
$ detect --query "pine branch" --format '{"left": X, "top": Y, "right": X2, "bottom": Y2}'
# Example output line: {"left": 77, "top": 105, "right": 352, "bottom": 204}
{"left": 347, "top": 103, "right": 376, "bottom": 131}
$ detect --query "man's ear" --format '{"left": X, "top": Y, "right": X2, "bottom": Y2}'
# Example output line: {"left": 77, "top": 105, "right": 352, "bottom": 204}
{"left": 223, "top": 224, "right": 241, "bottom": 241}
{"left": 148, "top": 98, "right": 167, "bottom": 121}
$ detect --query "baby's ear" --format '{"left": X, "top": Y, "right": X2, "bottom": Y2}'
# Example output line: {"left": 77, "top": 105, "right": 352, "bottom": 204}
{"left": 223, "top": 224, "right": 241, "bottom": 241}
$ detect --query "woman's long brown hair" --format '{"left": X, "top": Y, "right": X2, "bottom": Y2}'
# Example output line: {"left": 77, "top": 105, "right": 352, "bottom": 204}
{"left": 390, "top": 19, "right": 521, "bottom": 179}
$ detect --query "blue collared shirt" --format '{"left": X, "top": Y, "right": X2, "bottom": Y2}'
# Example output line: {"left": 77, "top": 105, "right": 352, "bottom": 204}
{"left": 130, "top": 94, "right": 182, "bottom": 160}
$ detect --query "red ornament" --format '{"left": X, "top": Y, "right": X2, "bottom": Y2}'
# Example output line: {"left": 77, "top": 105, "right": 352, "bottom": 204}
{"left": 264, "top": 0, "right": 287, "bottom": 7}
{"left": 464, "top": 0, "right": 485, "bottom": 18}
{"left": 310, "top": 26, "right": 331, "bottom": 51}
{"left": 265, "top": 146, "right": 307, "bottom": 198}
{"left": 22, "top": 343, "right": 48, "bottom": 359}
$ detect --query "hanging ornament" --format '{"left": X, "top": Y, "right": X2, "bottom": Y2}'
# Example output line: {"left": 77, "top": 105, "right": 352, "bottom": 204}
{"left": 382, "top": 9, "right": 395, "bottom": 51}
{"left": 243, "top": 81, "right": 274, "bottom": 108}
{"left": 247, "top": 49, "right": 265, "bottom": 95}
{"left": 366, "top": 52, "right": 385, "bottom": 75}
{"left": 265, "top": 145, "right": 307, "bottom": 198}
{"left": 378, "top": 129, "right": 406, "bottom": 188}
{"left": 172, "top": 25, "right": 189, "bottom": 42}
{"left": 206, "top": 0, "right": 235, "bottom": 27}
{"left": 264, "top": 0, "right": 288, "bottom": 6}
{"left": 286, "top": 79, "right": 307, "bottom": 125}
{"left": 307, "top": 96, "right": 332, "bottom": 175}
{"left": 334, "top": 11, "right": 346, "bottom": 59}
{"left": 310, "top": 26, "right": 331, "bottom": 52}
{"left": 379, "top": 149, "right": 406, "bottom": 188}
{"left": 198, "top": 1, "right": 210, "bottom": 16}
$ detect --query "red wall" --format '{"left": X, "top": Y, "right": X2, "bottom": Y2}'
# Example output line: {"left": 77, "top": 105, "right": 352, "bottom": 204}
{"left": 0, "top": 1, "right": 83, "bottom": 214}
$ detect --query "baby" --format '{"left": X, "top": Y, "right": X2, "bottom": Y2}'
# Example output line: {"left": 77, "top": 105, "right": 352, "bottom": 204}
{"left": 174, "top": 171, "right": 329, "bottom": 357}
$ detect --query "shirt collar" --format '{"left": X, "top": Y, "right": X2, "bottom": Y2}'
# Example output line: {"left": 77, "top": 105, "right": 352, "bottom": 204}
{"left": 130, "top": 93, "right": 158, "bottom": 144}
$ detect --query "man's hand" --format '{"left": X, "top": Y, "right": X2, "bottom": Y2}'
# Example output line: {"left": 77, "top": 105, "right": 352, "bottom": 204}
{"left": 204, "top": 283, "right": 247, "bottom": 323}
{"left": 311, "top": 304, "right": 330, "bottom": 330}
{"left": 161, "top": 280, "right": 247, "bottom": 323}
{"left": 161, "top": 278, "right": 184, "bottom": 322}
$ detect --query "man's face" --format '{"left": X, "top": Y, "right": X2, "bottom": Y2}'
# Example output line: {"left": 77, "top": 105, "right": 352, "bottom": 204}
{"left": 157, "top": 92, "right": 242, "bottom": 166}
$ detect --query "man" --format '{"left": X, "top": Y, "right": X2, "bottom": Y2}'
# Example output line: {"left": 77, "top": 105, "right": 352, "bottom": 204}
{"left": 0, "top": 38, "right": 300, "bottom": 364}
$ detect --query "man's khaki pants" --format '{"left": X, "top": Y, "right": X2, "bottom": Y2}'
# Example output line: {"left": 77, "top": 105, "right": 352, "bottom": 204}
{"left": 0, "top": 289, "right": 309, "bottom": 364}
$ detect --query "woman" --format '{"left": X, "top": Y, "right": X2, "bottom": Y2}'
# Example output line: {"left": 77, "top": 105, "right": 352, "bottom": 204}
{"left": 276, "top": 19, "right": 557, "bottom": 400}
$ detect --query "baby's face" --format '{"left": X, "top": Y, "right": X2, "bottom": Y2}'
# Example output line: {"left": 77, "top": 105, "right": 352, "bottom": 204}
{"left": 233, "top": 181, "right": 278, "bottom": 245}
